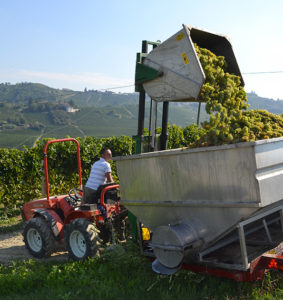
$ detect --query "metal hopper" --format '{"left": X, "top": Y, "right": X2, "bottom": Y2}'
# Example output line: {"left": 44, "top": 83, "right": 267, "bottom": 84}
{"left": 135, "top": 24, "right": 244, "bottom": 102}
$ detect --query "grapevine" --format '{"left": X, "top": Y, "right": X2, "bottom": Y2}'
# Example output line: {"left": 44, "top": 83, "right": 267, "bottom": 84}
{"left": 0, "top": 135, "right": 134, "bottom": 210}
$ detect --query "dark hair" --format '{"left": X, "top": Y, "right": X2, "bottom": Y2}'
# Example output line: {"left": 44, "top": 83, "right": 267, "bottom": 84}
{"left": 100, "top": 148, "right": 111, "bottom": 156}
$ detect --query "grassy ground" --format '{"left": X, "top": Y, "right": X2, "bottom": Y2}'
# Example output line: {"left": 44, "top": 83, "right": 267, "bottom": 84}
{"left": 0, "top": 217, "right": 282, "bottom": 300}
{"left": 0, "top": 245, "right": 282, "bottom": 300}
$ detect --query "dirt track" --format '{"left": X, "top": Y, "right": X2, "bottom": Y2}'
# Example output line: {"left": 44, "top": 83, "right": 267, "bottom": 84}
{"left": 0, "top": 230, "right": 68, "bottom": 265}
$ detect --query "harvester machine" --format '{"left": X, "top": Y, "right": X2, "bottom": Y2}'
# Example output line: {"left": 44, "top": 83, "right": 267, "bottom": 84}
{"left": 114, "top": 25, "right": 283, "bottom": 281}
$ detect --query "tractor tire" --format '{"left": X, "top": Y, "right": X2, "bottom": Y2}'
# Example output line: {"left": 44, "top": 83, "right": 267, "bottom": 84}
{"left": 23, "top": 216, "right": 55, "bottom": 258}
{"left": 65, "top": 218, "right": 101, "bottom": 261}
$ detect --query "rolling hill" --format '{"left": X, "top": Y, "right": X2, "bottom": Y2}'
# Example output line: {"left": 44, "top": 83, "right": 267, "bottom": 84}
{"left": 0, "top": 83, "right": 282, "bottom": 149}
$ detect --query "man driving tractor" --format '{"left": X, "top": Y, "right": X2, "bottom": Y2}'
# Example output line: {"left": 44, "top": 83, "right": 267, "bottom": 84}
{"left": 82, "top": 148, "right": 114, "bottom": 204}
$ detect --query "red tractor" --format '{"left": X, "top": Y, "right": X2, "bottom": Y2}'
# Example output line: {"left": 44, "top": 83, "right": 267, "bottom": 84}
{"left": 21, "top": 138, "right": 127, "bottom": 260}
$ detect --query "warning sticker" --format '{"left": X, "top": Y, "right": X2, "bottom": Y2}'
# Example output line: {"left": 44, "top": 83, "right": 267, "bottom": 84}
{"left": 176, "top": 33, "right": 184, "bottom": 41}
{"left": 182, "top": 53, "right": 189, "bottom": 64}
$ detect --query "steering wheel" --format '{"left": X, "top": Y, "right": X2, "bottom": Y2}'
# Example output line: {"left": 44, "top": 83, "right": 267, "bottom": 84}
{"left": 68, "top": 188, "right": 83, "bottom": 203}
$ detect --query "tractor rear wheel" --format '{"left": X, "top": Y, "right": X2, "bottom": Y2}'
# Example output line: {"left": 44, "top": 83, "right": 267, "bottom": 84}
{"left": 65, "top": 218, "right": 101, "bottom": 260}
{"left": 23, "top": 216, "right": 55, "bottom": 258}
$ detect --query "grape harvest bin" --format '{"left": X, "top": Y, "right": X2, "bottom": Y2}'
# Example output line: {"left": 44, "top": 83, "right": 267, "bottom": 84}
{"left": 115, "top": 137, "right": 283, "bottom": 274}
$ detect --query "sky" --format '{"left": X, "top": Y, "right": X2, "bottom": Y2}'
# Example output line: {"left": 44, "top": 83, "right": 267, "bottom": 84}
{"left": 1, "top": 0, "right": 283, "bottom": 100}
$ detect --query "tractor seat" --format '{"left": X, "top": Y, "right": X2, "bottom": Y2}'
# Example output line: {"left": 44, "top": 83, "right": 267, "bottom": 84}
{"left": 81, "top": 183, "right": 118, "bottom": 206}
{"left": 79, "top": 203, "right": 97, "bottom": 211}
{"left": 96, "top": 183, "right": 119, "bottom": 203}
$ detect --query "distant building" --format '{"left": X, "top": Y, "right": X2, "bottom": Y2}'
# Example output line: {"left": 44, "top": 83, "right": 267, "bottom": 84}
{"left": 67, "top": 106, "right": 80, "bottom": 113}
{"left": 59, "top": 103, "right": 79, "bottom": 113}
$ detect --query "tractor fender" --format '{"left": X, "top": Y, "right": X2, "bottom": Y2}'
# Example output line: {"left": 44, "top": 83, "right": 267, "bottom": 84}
{"left": 34, "top": 209, "right": 64, "bottom": 238}
{"left": 64, "top": 210, "right": 96, "bottom": 225}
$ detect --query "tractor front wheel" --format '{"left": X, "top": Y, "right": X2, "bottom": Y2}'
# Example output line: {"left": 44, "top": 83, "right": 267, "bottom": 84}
{"left": 65, "top": 218, "right": 101, "bottom": 260}
{"left": 23, "top": 216, "right": 55, "bottom": 258}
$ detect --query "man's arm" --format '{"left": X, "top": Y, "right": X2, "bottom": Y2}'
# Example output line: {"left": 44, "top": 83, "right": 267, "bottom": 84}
{"left": 105, "top": 172, "right": 113, "bottom": 183}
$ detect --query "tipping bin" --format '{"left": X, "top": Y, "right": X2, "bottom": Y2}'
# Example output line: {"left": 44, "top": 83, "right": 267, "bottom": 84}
{"left": 136, "top": 24, "right": 244, "bottom": 103}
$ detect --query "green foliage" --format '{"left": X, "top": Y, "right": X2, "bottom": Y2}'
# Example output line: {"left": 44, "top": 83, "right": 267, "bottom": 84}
{"left": 0, "top": 147, "right": 41, "bottom": 210}
{"left": 144, "top": 124, "right": 206, "bottom": 149}
{"left": 183, "top": 124, "right": 207, "bottom": 145}
{"left": 167, "top": 124, "right": 185, "bottom": 149}
{"left": 0, "top": 135, "right": 134, "bottom": 210}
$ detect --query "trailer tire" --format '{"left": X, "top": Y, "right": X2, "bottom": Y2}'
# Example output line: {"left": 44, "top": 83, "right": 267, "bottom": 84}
{"left": 65, "top": 218, "right": 101, "bottom": 260}
{"left": 23, "top": 216, "right": 55, "bottom": 258}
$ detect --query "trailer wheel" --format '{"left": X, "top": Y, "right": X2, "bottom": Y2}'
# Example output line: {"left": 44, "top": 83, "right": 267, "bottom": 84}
{"left": 23, "top": 216, "right": 55, "bottom": 258}
{"left": 65, "top": 218, "right": 101, "bottom": 260}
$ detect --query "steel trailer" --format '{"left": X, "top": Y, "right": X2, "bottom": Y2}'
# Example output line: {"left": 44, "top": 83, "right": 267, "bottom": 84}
{"left": 115, "top": 24, "right": 283, "bottom": 280}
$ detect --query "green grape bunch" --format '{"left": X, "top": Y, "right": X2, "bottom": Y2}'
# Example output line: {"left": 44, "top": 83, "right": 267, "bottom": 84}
{"left": 189, "top": 44, "right": 283, "bottom": 147}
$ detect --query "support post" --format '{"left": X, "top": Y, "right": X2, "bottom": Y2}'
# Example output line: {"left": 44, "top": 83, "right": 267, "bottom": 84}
{"left": 137, "top": 90, "right": 146, "bottom": 137}
{"left": 135, "top": 41, "right": 149, "bottom": 154}
{"left": 41, "top": 160, "right": 46, "bottom": 197}
{"left": 197, "top": 101, "right": 201, "bottom": 125}
{"left": 151, "top": 100, "right": 158, "bottom": 150}
{"left": 148, "top": 99, "right": 153, "bottom": 152}
{"left": 238, "top": 225, "right": 249, "bottom": 269}
{"left": 160, "top": 101, "right": 169, "bottom": 150}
